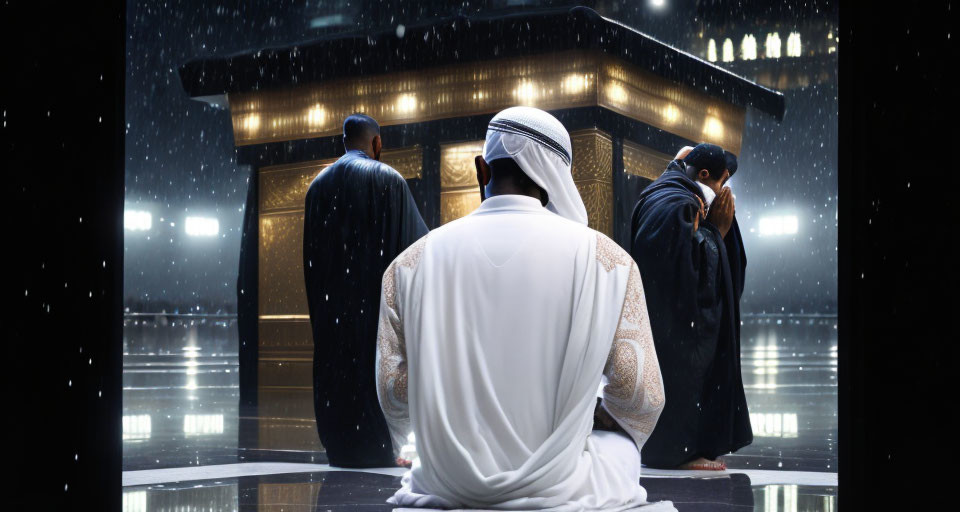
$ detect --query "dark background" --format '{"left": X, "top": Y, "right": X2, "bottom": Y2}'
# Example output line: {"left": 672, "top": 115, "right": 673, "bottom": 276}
{"left": 124, "top": 0, "right": 837, "bottom": 315}
{"left": 4, "top": 0, "right": 952, "bottom": 508}
{"left": 6, "top": 0, "right": 125, "bottom": 508}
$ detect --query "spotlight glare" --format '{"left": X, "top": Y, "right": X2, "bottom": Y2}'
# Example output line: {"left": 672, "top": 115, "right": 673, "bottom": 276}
{"left": 124, "top": 210, "right": 152, "bottom": 231}
{"left": 185, "top": 216, "right": 219, "bottom": 237}
{"left": 758, "top": 215, "right": 799, "bottom": 236}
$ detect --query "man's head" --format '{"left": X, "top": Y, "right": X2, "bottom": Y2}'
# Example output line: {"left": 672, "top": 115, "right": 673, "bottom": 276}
{"left": 474, "top": 106, "right": 588, "bottom": 225}
{"left": 683, "top": 143, "right": 738, "bottom": 194}
{"left": 674, "top": 146, "right": 695, "bottom": 161}
{"left": 474, "top": 156, "right": 547, "bottom": 205}
{"left": 342, "top": 114, "right": 382, "bottom": 160}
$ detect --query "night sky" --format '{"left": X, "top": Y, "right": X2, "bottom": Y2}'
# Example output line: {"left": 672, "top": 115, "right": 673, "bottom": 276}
{"left": 124, "top": 0, "right": 837, "bottom": 314}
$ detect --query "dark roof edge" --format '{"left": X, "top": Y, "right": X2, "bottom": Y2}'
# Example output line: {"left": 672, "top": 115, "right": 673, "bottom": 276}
{"left": 179, "top": 7, "right": 784, "bottom": 121}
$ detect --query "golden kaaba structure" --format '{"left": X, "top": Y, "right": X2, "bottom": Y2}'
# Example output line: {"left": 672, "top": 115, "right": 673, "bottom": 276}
{"left": 179, "top": 7, "right": 784, "bottom": 458}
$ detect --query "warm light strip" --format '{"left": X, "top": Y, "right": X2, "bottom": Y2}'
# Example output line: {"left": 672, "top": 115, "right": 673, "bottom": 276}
{"left": 227, "top": 50, "right": 744, "bottom": 154}
{"left": 259, "top": 314, "right": 311, "bottom": 320}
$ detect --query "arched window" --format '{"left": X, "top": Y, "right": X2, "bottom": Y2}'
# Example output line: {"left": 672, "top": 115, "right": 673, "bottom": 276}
{"left": 786, "top": 32, "right": 802, "bottom": 57}
{"left": 741, "top": 34, "right": 757, "bottom": 60}
{"left": 707, "top": 38, "right": 717, "bottom": 62}
{"left": 722, "top": 38, "right": 734, "bottom": 62}
{"left": 765, "top": 32, "right": 781, "bottom": 59}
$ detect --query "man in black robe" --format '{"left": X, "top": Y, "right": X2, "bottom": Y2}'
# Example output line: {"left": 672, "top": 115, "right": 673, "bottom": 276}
{"left": 630, "top": 143, "right": 751, "bottom": 470}
{"left": 303, "top": 114, "right": 428, "bottom": 467}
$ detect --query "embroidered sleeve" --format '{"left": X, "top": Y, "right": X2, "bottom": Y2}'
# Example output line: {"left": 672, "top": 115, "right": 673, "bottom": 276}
{"left": 375, "top": 236, "right": 427, "bottom": 458}
{"left": 376, "top": 259, "right": 410, "bottom": 458}
{"left": 601, "top": 260, "right": 666, "bottom": 451}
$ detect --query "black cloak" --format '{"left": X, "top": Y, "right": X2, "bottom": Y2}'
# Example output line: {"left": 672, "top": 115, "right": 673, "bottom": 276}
{"left": 303, "top": 149, "right": 428, "bottom": 467}
{"left": 630, "top": 160, "right": 751, "bottom": 468}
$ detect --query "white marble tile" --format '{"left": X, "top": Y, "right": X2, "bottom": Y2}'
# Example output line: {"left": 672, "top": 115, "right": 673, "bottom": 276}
{"left": 640, "top": 468, "right": 837, "bottom": 486}
{"left": 122, "top": 462, "right": 407, "bottom": 487}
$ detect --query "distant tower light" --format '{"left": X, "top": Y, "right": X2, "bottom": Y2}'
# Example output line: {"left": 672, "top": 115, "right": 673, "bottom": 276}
{"left": 741, "top": 34, "right": 758, "bottom": 61}
{"left": 765, "top": 32, "right": 782, "bottom": 59}
{"left": 707, "top": 38, "right": 717, "bottom": 62}
{"left": 185, "top": 216, "right": 219, "bottom": 237}
{"left": 787, "top": 32, "right": 802, "bottom": 57}
{"left": 722, "top": 38, "right": 734, "bottom": 62}
{"left": 124, "top": 210, "right": 152, "bottom": 231}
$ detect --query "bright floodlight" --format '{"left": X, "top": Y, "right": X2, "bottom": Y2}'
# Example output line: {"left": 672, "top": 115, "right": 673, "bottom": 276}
{"left": 185, "top": 216, "right": 219, "bottom": 237}
{"left": 758, "top": 215, "right": 799, "bottom": 236}
{"left": 124, "top": 210, "right": 152, "bottom": 231}
{"left": 650, "top": 0, "right": 666, "bottom": 8}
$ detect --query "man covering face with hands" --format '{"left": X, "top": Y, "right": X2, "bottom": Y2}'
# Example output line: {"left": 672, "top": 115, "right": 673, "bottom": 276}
{"left": 629, "top": 143, "right": 751, "bottom": 471}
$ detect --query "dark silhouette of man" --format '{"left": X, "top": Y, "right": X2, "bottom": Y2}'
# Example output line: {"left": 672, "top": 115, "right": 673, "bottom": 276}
{"left": 303, "top": 114, "right": 427, "bottom": 467}
{"left": 630, "top": 143, "right": 751, "bottom": 470}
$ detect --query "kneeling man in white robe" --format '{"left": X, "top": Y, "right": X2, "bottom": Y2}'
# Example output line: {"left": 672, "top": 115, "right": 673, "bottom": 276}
{"left": 376, "top": 106, "right": 672, "bottom": 511}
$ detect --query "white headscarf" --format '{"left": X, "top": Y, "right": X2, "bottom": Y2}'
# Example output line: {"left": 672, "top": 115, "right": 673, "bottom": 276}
{"left": 482, "top": 106, "right": 589, "bottom": 225}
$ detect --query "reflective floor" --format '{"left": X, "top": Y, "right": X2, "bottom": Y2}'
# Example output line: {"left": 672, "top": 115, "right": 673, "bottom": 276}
{"left": 123, "top": 313, "right": 838, "bottom": 509}
{"left": 123, "top": 314, "right": 241, "bottom": 469}
{"left": 727, "top": 315, "right": 838, "bottom": 472}
{"left": 122, "top": 470, "right": 837, "bottom": 511}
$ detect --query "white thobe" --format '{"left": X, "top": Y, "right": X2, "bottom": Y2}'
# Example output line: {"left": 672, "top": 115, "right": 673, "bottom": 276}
{"left": 376, "top": 195, "right": 671, "bottom": 511}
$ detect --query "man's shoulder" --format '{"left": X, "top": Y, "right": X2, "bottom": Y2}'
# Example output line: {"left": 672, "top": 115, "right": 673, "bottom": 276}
{"left": 345, "top": 155, "right": 404, "bottom": 181}
{"left": 310, "top": 155, "right": 405, "bottom": 192}
{"left": 636, "top": 177, "right": 699, "bottom": 219}
{"left": 592, "top": 230, "right": 634, "bottom": 271}
{"left": 388, "top": 233, "right": 430, "bottom": 273}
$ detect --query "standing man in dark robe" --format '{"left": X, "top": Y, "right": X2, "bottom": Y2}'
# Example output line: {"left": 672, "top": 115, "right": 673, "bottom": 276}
{"left": 303, "top": 114, "right": 428, "bottom": 467}
{"left": 630, "top": 143, "right": 751, "bottom": 470}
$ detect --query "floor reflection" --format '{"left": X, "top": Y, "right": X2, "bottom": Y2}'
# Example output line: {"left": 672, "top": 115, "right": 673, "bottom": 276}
{"left": 123, "top": 313, "right": 240, "bottom": 469}
{"left": 753, "top": 484, "right": 837, "bottom": 512}
{"left": 730, "top": 315, "right": 838, "bottom": 472}
{"left": 122, "top": 471, "right": 838, "bottom": 511}
{"left": 123, "top": 313, "right": 839, "bottom": 473}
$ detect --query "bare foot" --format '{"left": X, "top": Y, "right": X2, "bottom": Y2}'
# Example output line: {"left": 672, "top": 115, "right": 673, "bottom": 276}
{"left": 678, "top": 457, "right": 726, "bottom": 471}
{"left": 396, "top": 457, "right": 413, "bottom": 469}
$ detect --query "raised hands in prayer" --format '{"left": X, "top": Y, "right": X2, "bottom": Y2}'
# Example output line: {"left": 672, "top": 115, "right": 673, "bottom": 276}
{"left": 706, "top": 186, "right": 735, "bottom": 238}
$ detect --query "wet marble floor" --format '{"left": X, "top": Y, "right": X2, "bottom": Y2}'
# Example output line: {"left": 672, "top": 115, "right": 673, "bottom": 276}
{"left": 122, "top": 313, "right": 838, "bottom": 509}
{"left": 121, "top": 467, "right": 837, "bottom": 511}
